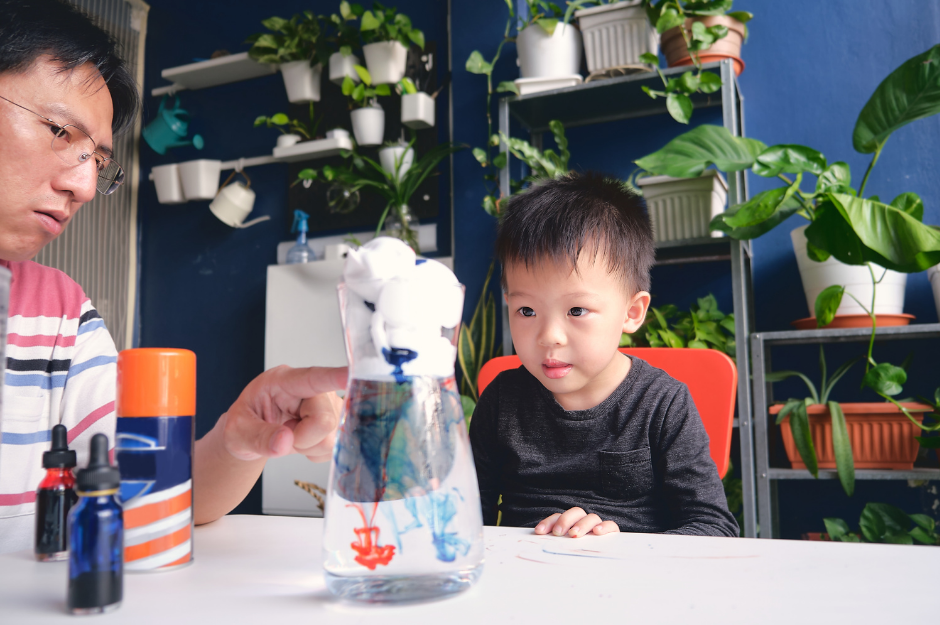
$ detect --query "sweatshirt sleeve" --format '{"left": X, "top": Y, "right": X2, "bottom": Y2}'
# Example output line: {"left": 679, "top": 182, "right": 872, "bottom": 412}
{"left": 468, "top": 379, "right": 502, "bottom": 526}
{"left": 655, "top": 385, "right": 739, "bottom": 537}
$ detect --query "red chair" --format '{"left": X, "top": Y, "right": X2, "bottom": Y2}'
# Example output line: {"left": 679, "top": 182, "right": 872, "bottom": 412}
{"left": 477, "top": 348, "right": 736, "bottom": 478}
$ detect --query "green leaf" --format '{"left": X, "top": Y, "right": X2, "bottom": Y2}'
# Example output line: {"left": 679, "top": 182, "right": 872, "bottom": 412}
{"left": 465, "top": 50, "right": 494, "bottom": 75}
{"left": 655, "top": 7, "right": 684, "bottom": 33}
{"left": 496, "top": 81, "right": 519, "bottom": 94}
{"left": 816, "top": 161, "right": 852, "bottom": 194}
{"left": 753, "top": 145, "right": 827, "bottom": 177}
{"left": 909, "top": 513, "right": 935, "bottom": 532}
{"left": 916, "top": 435, "right": 940, "bottom": 449}
{"left": 253, "top": 115, "right": 268, "bottom": 126}
{"left": 828, "top": 401, "right": 854, "bottom": 496}
{"left": 535, "top": 18, "right": 558, "bottom": 36}
{"left": 853, "top": 45, "right": 940, "bottom": 153}
{"left": 374, "top": 84, "right": 391, "bottom": 96}
{"left": 639, "top": 52, "right": 659, "bottom": 65}
{"left": 859, "top": 504, "right": 886, "bottom": 542}
{"left": 341, "top": 75, "right": 355, "bottom": 96}
{"left": 869, "top": 503, "right": 909, "bottom": 534}
{"left": 814, "top": 285, "right": 844, "bottom": 328}
{"left": 698, "top": 71, "right": 722, "bottom": 94}
{"left": 297, "top": 168, "right": 318, "bottom": 180}
{"left": 398, "top": 77, "right": 417, "bottom": 95}
{"left": 472, "top": 147, "right": 488, "bottom": 166}
{"left": 823, "top": 517, "right": 850, "bottom": 540}
{"left": 261, "top": 16, "right": 289, "bottom": 32}
{"left": 657, "top": 328, "right": 686, "bottom": 349}
{"left": 271, "top": 113, "right": 290, "bottom": 125}
{"left": 909, "top": 526, "right": 935, "bottom": 545}
{"left": 677, "top": 71, "right": 700, "bottom": 93}
{"left": 726, "top": 11, "right": 753, "bottom": 24}
{"left": 862, "top": 363, "right": 907, "bottom": 396}
{"left": 482, "top": 195, "right": 498, "bottom": 217}
{"left": 806, "top": 241, "right": 831, "bottom": 262}
{"left": 353, "top": 64, "right": 372, "bottom": 85}
{"left": 682, "top": 0, "right": 733, "bottom": 17}
{"left": 711, "top": 195, "right": 801, "bottom": 240}
{"left": 408, "top": 28, "right": 425, "bottom": 49}
{"left": 889, "top": 192, "right": 924, "bottom": 221}
{"left": 360, "top": 10, "right": 381, "bottom": 31}
{"left": 636, "top": 125, "right": 764, "bottom": 178}
{"left": 723, "top": 177, "right": 801, "bottom": 229}
{"left": 460, "top": 394, "right": 477, "bottom": 427}
{"left": 492, "top": 152, "right": 507, "bottom": 169}
{"left": 340, "top": 1, "right": 353, "bottom": 20}
{"left": 352, "top": 83, "right": 365, "bottom": 101}
{"left": 789, "top": 400, "right": 818, "bottom": 477}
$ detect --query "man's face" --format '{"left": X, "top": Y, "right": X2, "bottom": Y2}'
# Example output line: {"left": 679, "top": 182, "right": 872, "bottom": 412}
{"left": 0, "top": 57, "right": 113, "bottom": 262}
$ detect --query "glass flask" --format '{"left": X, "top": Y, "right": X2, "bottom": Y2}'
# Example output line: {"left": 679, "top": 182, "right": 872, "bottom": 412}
{"left": 323, "top": 268, "right": 483, "bottom": 603}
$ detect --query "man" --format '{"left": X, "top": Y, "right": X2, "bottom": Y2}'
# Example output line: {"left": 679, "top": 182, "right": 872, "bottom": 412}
{"left": 0, "top": 0, "right": 346, "bottom": 552}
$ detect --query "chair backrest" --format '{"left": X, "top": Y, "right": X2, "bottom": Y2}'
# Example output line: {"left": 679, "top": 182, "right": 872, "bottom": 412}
{"left": 476, "top": 348, "right": 736, "bottom": 478}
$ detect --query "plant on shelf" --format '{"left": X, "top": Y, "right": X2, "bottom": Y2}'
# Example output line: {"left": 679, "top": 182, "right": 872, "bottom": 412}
{"left": 634, "top": 45, "right": 940, "bottom": 428}
{"left": 518, "top": 0, "right": 569, "bottom": 35}
{"left": 253, "top": 103, "right": 321, "bottom": 142}
{"left": 342, "top": 65, "right": 392, "bottom": 108}
{"left": 329, "top": 1, "right": 364, "bottom": 57}
{"left": 246, "top": 11, "right": 328, "bottom": 65}
{"left": 360, "top": 2, "right": 425, "bottom": 49}
{"left": 823, "top": 503, "right": 938, "bottom": 545}
{"left": 620, "top": 294, "right": 735, "bottom": 360}
{"left": 638, "top": 0, "right": 752, "bottom": 124}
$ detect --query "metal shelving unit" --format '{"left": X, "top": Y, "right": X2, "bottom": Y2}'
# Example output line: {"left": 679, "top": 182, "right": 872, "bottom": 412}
{"left": 751, "top": 323, "right": 940, "bottom": 538}
{"left": 497, "top": 60, "right": 761, "bottom": 537}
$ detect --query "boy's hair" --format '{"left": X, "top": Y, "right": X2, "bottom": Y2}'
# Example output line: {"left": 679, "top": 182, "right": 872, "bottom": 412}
{"left": 496, "top": 171, "right": 654, "bottom": 294}
{"left": 0, "top": 0, "right": 139, "bottom": 135}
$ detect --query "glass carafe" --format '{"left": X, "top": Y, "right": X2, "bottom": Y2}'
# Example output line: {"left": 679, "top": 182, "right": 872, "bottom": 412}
{"left": 323, "top": 258, "right": 483, "bottom": 603}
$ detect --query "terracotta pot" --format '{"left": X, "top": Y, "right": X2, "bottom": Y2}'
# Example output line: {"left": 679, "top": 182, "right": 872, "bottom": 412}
{"left": 802, "top": 532, "right": 830, "bottom": 541}
{"left": 661, "top": 16, "right": 746, "bottom": 76}
{"left": 772, "top": 402, "right": 930, "bottom": 470}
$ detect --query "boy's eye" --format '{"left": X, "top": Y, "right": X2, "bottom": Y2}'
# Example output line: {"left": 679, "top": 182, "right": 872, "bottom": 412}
{"left": 518, "top": 307, "right": 535, "bottom": 317}
{"left": 569, "top": 307, "right": 587, "bottom": 317}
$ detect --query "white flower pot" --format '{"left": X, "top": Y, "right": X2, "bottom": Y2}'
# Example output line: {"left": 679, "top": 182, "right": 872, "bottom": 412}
{"left": 350, "top": 106, "right": 385, "bottom": 146}
{"left": 379, "top": 145, "right": 415, "bottom": 181}
{"left": 329, "top": 51, "right": 361, "bottom": 85}
{"left": 636, "top": 170, "right": 727, "bottom": 243}
{"left": 791, "top": 225, "right": 907, "bottom": 317}
{"left": 516, "top": 22, "right": 582, "bottom": 79}
{"left": 401, "top": 92, "right": 435, "bottom": 129}
{"left": 177, "top": 159, "right": 221, "bottom": 201}
{"left": 575, "top": 0, "right": 659, "bottom": 74}
{"left": 276, "top": 133, "right": 302, "bottom": 148}
{"left": 928, "top": 265, "right": 940, "bottom": 321}
{"left": 280, "top": 60, "right": 322, "bottom": 103}
{"left": 362, "top": 41, "right": 408, "bottom": 85}
{"left": 151, "top": 163, "right": 185, "bottom": 205}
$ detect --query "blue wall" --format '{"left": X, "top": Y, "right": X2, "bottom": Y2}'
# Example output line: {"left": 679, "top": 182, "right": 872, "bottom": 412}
{"left": 139, "top": 1, "right": 940, "bottom": 529}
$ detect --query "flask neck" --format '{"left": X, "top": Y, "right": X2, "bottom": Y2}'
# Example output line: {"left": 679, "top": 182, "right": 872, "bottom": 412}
{"left": 38, "top": 468, "right": 76, "bottom": 490}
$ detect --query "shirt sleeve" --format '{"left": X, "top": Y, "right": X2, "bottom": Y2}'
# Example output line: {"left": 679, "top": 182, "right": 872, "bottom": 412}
{"left": 654, "top": 385, "right": 739, "bottom": 537}
{"left": 468, "top": 379, "right": 502, "bottom": 526}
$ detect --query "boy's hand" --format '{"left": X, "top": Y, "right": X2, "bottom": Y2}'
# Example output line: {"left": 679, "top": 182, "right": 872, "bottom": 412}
{"left": 534, "top": 507, "right": 620, "bottom": 538}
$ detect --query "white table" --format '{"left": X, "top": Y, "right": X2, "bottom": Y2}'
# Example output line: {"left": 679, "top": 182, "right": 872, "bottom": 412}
{"left": 0, "top": 515, "right": 934, "bottom": 623}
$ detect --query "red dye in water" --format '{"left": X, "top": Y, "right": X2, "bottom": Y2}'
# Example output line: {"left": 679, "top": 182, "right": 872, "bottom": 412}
{"left": 348, "top": 502, "right": 395, "bottom": 570}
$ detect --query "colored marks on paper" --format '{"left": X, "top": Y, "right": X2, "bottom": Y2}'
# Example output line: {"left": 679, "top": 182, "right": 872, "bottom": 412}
{"left": 348, "top": 502, "right": 395, "bottom": 570}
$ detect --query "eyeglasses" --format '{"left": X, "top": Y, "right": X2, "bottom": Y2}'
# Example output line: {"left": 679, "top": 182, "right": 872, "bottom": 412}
{"left": 0, "top": 94, "right": 125, "bottom": 195}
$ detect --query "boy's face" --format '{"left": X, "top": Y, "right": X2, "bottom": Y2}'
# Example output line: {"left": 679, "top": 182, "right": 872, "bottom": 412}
{"left": 504, "top": 251, "right": 650, "bottom": 411}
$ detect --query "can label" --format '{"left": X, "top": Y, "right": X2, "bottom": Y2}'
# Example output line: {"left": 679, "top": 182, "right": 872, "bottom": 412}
{"left": 116, "top": 415, "right": 193, "bottom": 571}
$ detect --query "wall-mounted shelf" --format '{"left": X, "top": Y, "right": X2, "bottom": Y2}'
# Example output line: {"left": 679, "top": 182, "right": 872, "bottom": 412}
{"left": 152, "top": 52, "right": 277, "bottom": 97}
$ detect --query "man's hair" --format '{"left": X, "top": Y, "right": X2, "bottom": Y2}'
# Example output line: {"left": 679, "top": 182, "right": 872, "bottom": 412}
{"left": 0, "top": 0, "right": 139, "bottom": 134}
{"left": 495, "top": 171, "right": 654, "bottom": 294}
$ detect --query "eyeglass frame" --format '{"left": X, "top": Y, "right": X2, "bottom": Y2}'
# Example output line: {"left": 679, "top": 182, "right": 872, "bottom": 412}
{"left": 0, "top": 94, "right": 125, "bottom": 196}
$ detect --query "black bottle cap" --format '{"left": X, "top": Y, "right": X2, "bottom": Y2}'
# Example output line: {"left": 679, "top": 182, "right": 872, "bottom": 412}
{"left": 42, "top": 424, "right": 77, "bottom": 469}
{"left": 75, "top": 434, "right": 120, "bottom": 492}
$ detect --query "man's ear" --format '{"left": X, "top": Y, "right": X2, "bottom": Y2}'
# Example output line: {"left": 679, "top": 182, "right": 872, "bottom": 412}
{"left": 622, "top": 291, "right": 651, "bottom": 334}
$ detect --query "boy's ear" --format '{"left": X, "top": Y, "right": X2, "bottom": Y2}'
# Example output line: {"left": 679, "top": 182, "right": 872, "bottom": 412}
{"left": 622, "top": 291, "right": 651, "bottom": 334}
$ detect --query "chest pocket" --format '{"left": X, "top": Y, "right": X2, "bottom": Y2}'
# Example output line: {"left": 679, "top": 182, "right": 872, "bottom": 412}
{"left": 598, "top": 448, "right": 654, "bottom": 500}
{"left": 1, "top": 386, "right": 46, "bottom": 423}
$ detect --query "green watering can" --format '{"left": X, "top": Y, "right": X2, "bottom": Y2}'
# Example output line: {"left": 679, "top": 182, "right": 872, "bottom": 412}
{"left": 143, "top": 95, "right": 205, "bottom": 155}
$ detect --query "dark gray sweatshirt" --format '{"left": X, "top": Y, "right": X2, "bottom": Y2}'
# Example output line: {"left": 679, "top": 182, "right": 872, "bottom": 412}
{"left": 469, "top": 357, "right": 739, "bottom": 537}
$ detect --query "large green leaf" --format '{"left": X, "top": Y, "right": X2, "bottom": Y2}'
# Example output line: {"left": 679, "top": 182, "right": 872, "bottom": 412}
{"left": 666, "top": 93, "right": 693, "bottom": 124}
{"left": 862, "top": 362, "right": 907, "bottom": 396}
{"left": 828, "top": 401, "right": 854, "bottom": 496}
{"left": 814, "top": 285, "right": 844, "bottom": 328}
{"left": 724, "top": 175, "right": 801, "bottom": 228}
{"left": 465, "top": 50, "right": 493, "bottom": 75}
{"left": 853, "top": 45, "right": 940, "bottom": 153}
{"left": 889, "top": 192, "right": 924, "bottom": 221}
{"left": 816, "top": 161, "right": 853, "bottom": 195}
{"left": 789, "top": 399, "right": 818, "bottom": 478}
{"left": 635, "top": 125, "right": 766, "bottom": 178}
{"left": 711, "top": 194, "right": 802, "bottom": 240}
{"left": 752, "top": 145, "right": 826, "bottom": 177}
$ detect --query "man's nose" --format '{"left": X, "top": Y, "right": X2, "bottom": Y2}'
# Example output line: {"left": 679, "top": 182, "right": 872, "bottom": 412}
{"left": 54, "top": 158, "right": 98, "bottom": 204}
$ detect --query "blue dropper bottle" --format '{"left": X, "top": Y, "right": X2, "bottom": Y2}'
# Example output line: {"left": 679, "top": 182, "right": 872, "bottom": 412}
{"left": 286, "top": 209, "right": 315, "bottom": 264}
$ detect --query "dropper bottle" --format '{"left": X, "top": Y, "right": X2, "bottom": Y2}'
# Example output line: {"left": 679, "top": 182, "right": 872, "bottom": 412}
{"left": 68, "top": 433, "right": 123, "bottom": 615}
{"left": 34, "top": 424, "right": 77, "bottom": 561}
{"left": 286, "top": 209, "right": 315, "bottom": 264}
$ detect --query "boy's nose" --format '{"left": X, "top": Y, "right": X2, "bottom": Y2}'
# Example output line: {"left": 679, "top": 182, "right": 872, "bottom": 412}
{"left": 537, "top": 319, "right": 566, "bottom": 347}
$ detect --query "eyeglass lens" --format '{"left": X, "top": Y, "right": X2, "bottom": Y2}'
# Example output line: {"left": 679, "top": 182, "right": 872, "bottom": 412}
{"left": 50, "top": 125, "right": 125, "bottom": 196}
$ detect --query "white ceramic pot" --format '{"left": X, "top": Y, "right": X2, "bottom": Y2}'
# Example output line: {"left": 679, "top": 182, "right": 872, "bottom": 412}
{"left": 379, "top": 145, "right": 415, "bottom": 181}
{"left": 927, "top": 265, "right": 940, "bottom": 322}
{"left": 329, "top": 51, "right": 361, "bottom": 85}
{"left": 280, "top": 60, "right": 322, "bottom": 103}
{"left": 791, "top": 225, "right": 907, "bottom": 317}
{"left": 636, "top": 170, "right": 727, "bottom": 243}
{"left": 350, "top": 106, "right": 385, "bottom": 146}
{"left": 178, "top": 159, "right": 221, "bottom": 201}
{"left": 362, "top": 41, "right": 408, "bottom": 84}
{"left": 401, "top": 92, "right": 435, "bottom": 129}
{"left": 151, "top": 163, "right": 185, "bottom": 204}
{"left": 516, "top": 21, "right": 582, "bottom": 79}
{"left": 276, "top": 134, "right": 302, "bottom": 148}
{"left": 209, "top": 182, "right": 257, "bottom": 228}
{"left": 575, "top": 0, "right": 659, "bottom": 74}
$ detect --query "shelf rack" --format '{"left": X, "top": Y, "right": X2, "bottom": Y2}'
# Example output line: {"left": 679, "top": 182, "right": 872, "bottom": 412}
{"left": 497, "top": 60, "right": 761, "bottom": 537}
{"left": 151, "top": 52, "right": 277, "bottom": 97}
{"left": 750, "top": 322, "right": 940, "bottom": 538}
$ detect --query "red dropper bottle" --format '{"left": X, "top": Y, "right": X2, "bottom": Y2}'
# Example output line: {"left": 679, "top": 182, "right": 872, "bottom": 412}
{"left": 35, "top": 424, "right": 77, "bottom": 561}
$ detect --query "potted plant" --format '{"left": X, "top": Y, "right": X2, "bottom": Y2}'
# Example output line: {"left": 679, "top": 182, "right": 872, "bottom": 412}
{"left": 620, "top": 294, "right": 736, "bottom": 360}
{"left": 567, "top": 0, "right": 659, "bottom": 77}
{"left": 378, "top": 140, "right": 414, "bottom": 181}
{"left": 398, "top": 76, "right": 436, "bottom": 130}
{"left": 327, "top": 1, "right": 364, "bottom": 85}
{"left": 634, "top": 46, "right": 940, "bottom": 427}
{"left": 342, "top": 65, "right": 391, "bottom": 146}
{"left": 247, "top": 12, "right": 329, "bottom": 103}
{"left": 515, "top": 0, "right": 582, "bottom": 89}
{"left": 823, "top": 503, "right": 938, "bottom": 545}
{"left": 359, "top": 2, "right": 425, "bottom": 85}
{"left": 254, "top": 104, "right": 322, "bottom": 149}
{"left": 635, "top": 169, "right": 727, "bottom": 242}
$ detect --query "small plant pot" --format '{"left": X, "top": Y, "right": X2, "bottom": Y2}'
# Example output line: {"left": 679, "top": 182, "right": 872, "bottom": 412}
{"left": 773, "top": 402, "right": 930, "bottom": 470}
{"left": 151, "top": 163, "right": 185, "bottom": 205}
{"left": 661, "top": 16, "right": 746, "bottom": 76}
{"left": 280, "top": 60, "right": 322, "bottom": 103}
{"left": 791, "top": 226, "right": 908, "bottom": 318}
{"left": 928, "top": 264, "right": 940, "bottom": 321}
{"left": 276, "top": 133, "right": 302, "bottom": 149}
{"left": 575, "top": 0, "right": 659, "bottom": 74}
{"left": 350, "top": 106, "right": 385, "bottom": 146}
{"left": 177, "top": 159, "right": 221, "bottom": 201}
{"left": 516, "top": 22, "right": 582, "bottom": 79}
{"left": 379, "top": 145, "right": 415, "bottom": 181}
{"left": 362, "top": 41, "right": 408, "bottom": 85}
{"left": 329, "top": 51, "right": 361, "bottom": 85}
{"left": 401, "top": 92, "right": 435, "bottom": 129}
{"left": 636, "top": 170, "right": 727, "bottom": 243}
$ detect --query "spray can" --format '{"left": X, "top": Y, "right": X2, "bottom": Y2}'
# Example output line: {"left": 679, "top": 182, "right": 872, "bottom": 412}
{"left": 115, "top": 348, "right": 196, "bottom": 572}
{"left": 68, "top": 433, "right": 123, "bottom": 614}
{"left": 35, "top": 424, "right": 78, "bottom": 561}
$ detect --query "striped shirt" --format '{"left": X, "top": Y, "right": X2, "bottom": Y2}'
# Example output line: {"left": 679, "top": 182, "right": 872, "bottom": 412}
{"left": 0, "top": 259, "right": 117, "bottom": 553}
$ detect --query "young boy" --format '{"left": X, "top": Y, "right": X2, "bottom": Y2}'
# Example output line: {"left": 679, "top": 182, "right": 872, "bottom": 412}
{"left": 469, "top": 172, "right": 739, "bottom": 538}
